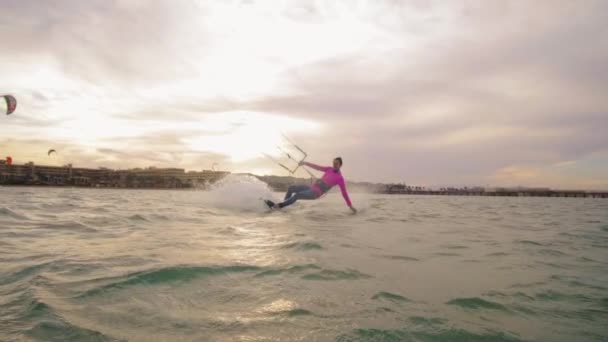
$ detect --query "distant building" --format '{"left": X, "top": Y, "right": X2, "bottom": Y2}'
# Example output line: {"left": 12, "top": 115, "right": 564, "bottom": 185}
{"left": 0, "top": 162, "right": 230, "bottom": 189}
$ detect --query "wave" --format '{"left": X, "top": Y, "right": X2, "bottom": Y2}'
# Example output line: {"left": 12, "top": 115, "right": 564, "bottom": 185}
{"left": 71, "top": 262, "right": 376, "bottom": 308}
{"left": 1, "top": 289, "right": 52, "bottom": 323}
{"left": 550, "top": 275, "right": 607, "bottom": 291}
{"left": 408, "top": 316, "right": 448, "bottom": 326}
{"left": 365, "top": 216, "right": 388, "bottom": 223}
{"left": 0, "top": 207, "right": 29, "bottom": 220}
{"left": 1, "top": 287, "right": 118, "bottom": 342}
{"left": 375, "top": 307, "right": 396, "bottom": 313}
{"left": 35, "top": 221, "right": 99, "bottom": 233}
{"left": 336, "top": 328, "right": 411, "bottom": 341}
{"left": 76, "top": 265, "right": 261, "bottom": 298}
{"left": 1, "top": 261, "right": 56, "bottom": 286}
{"left": 371, "top": 291, "right": 411, "bottom": 303}
{"left": 434, "top": 252, "right": 462, "bottom": 257}
{"left": 537, "top": 261, "right": 570, "bottom": 269}
{"left": 378, "top": 255, "right": 420, "bottom": 261}
{"left": 336, "top": 327, "right": 520, "bottom": 342}
{"left": 216, "top": 226, "right": 241, "bottom": 235}
{"left": 538, "top": 249, "right": 567, "bottom": 257}
{"left": 464, "top": 259, "right": 482, "bottom": 263}
{"left": 446, "top": 297, "right": 509, "bottom": 312}
{"left": 280, "top": 242, "right": 323, "bottom": 251}
{"left": 576, "top": 256, "right": 598, "bottom": 263}
{"left": 534, "top": 290, "right": 594, "bottom": 303}
{"left": 254, "top": 298, "right": 316, "bottom": 319}
{"left": 510, "top": 292, "right": 536, "bottom": 302}
{"left": 128, "top": 214, "right": 149, "bottom": 221}
{"left": 277, "top": 308, "right": 313, "bottom": 317}
{"left": 150, "top": 214, "right": 170, "bottom": 221}
{"left": 516, "top": 240, "right": 544, "bottom": 246}
{"left": 253, "top": 264, "right": 371, "bottom": 281}
{"left": 301, "top": 268, "right": 372, "bottom": 281}
{"left": 25, "top": 320, "right": 117, "bottom": 342}
{"left": 254, "top": 264, "right": 321, "bottom": 277}
{"left": 440, "top": 244, "right": 469, "bottom": 249}
{"left": 486, "top": 252, "right": 509, "bottom": 257}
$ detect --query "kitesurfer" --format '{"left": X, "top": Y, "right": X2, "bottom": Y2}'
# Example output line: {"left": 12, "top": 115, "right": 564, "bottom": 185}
{"left": 265, "top": 157, "right": 357, "bottom": 213}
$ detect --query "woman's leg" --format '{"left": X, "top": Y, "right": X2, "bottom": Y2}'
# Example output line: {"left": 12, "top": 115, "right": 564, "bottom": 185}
{"left": 284, "top": 185, "right": 311, "bottom": 200}
{"left": 278, "top": 188, "right": 318, "bottom": 208}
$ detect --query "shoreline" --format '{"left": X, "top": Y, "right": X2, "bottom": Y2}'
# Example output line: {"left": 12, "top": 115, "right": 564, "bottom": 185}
{"left": 1, "top": 183, "right": 607, "bottom": 198}
{"left": 383, "top": 189, "right": 608, "bottom": 198}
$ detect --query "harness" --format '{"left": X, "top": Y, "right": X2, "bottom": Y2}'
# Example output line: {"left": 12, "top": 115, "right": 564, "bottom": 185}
{"left": 314, "top": 179, "right": 331, "bottom": 193}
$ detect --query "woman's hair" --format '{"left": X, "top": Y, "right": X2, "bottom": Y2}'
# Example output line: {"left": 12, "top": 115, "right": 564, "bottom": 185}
{"left": 334, "top": 157, "right": 343, "bottom": 166}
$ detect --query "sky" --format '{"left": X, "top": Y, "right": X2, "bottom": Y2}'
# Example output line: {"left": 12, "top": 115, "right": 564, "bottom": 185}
{"left": 1, "top": 0, "right": 607, "bottom": 189}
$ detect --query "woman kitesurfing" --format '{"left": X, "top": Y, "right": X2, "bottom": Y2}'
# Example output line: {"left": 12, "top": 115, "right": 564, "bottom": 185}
{"left": 264, "top": 157, "right": 357, "bottom": 213}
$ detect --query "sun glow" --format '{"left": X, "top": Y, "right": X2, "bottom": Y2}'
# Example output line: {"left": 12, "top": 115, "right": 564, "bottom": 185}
{"left": 184, "top": 111, "right": 321, "bottom": 162}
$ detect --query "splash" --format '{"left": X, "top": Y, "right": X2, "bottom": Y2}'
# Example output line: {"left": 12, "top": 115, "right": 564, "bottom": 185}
{"left": 203, "top": 174, "right": 274, "bottom": 212}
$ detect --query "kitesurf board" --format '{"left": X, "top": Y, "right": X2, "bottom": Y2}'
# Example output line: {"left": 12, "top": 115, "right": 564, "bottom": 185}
{"left": 261, "top": 198, "right": 277, "bottom": 211}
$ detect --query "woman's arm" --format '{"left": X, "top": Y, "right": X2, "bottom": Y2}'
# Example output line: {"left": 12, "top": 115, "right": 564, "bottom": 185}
{"left": 301, "top": 161, "right": 330, "bottom": 172}
{"left": 338, "top": 178, "right": 353, "bottom": 208}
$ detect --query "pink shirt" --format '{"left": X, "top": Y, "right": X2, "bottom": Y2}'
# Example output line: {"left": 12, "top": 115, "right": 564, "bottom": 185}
{"left": 303, "top": 161, "right": 353, "bottom": 207}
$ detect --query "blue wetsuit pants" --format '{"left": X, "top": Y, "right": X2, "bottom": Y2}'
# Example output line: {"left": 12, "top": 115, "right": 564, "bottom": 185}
{"left": 279, "top": 185, "right": 319, "bottom": 208}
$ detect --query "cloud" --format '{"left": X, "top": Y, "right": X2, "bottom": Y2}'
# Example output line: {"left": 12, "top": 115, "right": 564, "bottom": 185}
{"left": 0, "top": 0, "right": 606, "bottom": 188}
{"left": 0, "top": 0, "right": 207, "bottom": 86}
{"left": 239, "top": 1, "right": 608, "bottom": 186}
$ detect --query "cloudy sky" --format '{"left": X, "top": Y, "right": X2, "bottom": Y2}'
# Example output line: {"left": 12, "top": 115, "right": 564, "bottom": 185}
{"left": 1, "top": 0, "right": 607, "bottom": 189}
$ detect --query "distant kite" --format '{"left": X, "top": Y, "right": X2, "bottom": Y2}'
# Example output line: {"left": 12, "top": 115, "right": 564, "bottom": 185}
{"left": 48, "top": 149, "right": 56, "bottom": 156}
{"left": 2, "top": 95, "right": 17, "bottom": 115}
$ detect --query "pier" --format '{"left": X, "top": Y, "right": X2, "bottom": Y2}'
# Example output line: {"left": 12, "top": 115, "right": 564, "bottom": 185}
{"left": 383, "top": 184, "right": 608, "bottom": 198}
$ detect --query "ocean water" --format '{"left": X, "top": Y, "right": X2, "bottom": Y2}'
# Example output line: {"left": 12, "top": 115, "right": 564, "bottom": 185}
{"left": 1, "top": 175, "right": 607, "bottom": 341}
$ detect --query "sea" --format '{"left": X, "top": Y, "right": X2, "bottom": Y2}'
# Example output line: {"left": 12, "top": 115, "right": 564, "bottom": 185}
{"left": 1, "top": 175, "right": 607, "bottom": 341}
